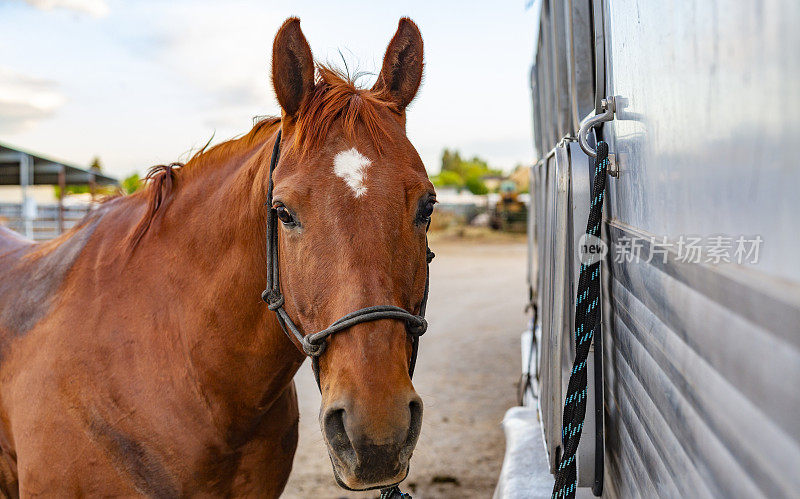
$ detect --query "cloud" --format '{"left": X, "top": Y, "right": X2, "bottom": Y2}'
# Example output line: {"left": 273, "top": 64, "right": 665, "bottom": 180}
{"left": 0, "top": 67, "right": 66, "bottom": 134}
{"left": 23, "top": 0, "right": 109, "bottom": 18}
{"left": 141, "top": 2, "right": 281, "bottom": 126}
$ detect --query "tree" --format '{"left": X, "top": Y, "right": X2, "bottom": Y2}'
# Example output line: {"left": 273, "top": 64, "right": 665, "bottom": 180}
{"left": 122, "top": 173, "right": 141, "bottom": 194}
{"left": 89, "top": 156, "right": 103, "bottom": 171}
{"left": 441, "top": 149, "right": 463, "bottom": 173}
{"left": 465, "top": 176, "right": 489, "bottom": 195}
{"left": 432, "top": 170, "right": 463, "bottom": 188}
{"left": 433, "top": 148, "right": 500, "bottom": 193}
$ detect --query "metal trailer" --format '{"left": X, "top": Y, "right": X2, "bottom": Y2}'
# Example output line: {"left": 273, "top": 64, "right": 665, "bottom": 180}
{"left": 496, "top": 0, "right": 800, "bottom": 497}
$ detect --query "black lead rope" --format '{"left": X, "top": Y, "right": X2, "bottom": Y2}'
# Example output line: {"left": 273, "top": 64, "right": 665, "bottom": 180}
{"left": 380, "top": 485, "right": 412, "bottom": 499}
{"left": 260, "top": 129, "right": 433, "bottom": 497}
{"left": 552, "top": 141, "right": 608, "bottom": 499}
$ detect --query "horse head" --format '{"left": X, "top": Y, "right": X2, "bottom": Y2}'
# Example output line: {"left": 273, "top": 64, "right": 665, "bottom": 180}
{"left": 270, "top": 18, "right": 433, "bottom": 490}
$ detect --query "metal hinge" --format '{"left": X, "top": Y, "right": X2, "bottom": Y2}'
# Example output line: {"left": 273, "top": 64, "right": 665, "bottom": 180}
{"left": 578, "top": 96, "right": 618, "bottom": 177}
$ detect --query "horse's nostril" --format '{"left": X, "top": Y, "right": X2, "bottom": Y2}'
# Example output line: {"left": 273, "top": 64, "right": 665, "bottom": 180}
{"left": 406, "top": 398, "right": 423, "bottom": 448}
{"left": 323, "top": 408, "right": 354, "bottom": 457}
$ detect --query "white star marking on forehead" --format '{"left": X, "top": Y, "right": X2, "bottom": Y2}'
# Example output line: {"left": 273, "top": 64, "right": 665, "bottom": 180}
{"left": 333, "top": 147, "right": 371, "bottom": 197}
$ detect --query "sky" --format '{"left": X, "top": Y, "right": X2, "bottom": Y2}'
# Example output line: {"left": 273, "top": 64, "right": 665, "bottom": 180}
{"left": 0, "top": 0, "right": 538, "bottom": 180}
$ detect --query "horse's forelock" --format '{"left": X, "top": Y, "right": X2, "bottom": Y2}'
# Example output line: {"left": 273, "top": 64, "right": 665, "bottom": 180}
{"left": 294, "top": 65, "right": 397, "bottom": 158}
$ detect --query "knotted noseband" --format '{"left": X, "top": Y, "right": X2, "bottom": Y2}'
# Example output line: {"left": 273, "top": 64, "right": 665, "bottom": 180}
{"left": 261, "top": 129, "right": 434, "bottom": 387}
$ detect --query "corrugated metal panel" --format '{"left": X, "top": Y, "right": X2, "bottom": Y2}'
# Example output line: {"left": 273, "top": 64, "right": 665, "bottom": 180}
{"left": 547, "top": 0, "right": 572, "bottom": 137}
{"left": 602, "top": 224, "right": 800, "bottom": 498}
{"left": 529, "top": 0, "right": 800, "bottom": 496}
{"left": 598, "top": 0, "right": 800, "bottom": 496}
{"left": 601, "top": 0, "right": 800, "bottom": 280}
{"left": 533, "top": 139, "right": 605, "bottom": 485}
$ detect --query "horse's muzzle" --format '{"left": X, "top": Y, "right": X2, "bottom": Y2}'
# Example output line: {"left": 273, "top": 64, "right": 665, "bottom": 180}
{"left": 321, "top": 393, "right": 423, "bottom": 489}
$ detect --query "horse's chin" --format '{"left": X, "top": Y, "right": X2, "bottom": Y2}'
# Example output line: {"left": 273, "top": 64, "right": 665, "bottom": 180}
{"left": 329, "top": 453, "right": 410, "bottom": 491}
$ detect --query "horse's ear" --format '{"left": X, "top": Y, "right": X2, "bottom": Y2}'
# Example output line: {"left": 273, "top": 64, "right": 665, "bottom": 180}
{"left": 272, "top": 18, "right": 314, "bottom": 118}
{"left": 372, "top": 18, "right": 424, "bottom": 110}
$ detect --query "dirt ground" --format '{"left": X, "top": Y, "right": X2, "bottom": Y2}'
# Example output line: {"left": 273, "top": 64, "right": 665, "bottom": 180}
{"left": 283, "top": 237, "right": 529, "bottom": 498}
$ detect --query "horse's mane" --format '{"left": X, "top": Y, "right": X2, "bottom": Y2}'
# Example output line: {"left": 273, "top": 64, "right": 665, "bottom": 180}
{"left": 127, "top": 64, "right": 394, "bottom": 248}
{"left": 127, "top": 117, "right": 281, "bottom": 248}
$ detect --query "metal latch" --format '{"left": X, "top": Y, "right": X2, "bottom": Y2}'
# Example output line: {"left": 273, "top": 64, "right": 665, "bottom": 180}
{"left": 578, "top": 96, "right": 618, "bottom": 177}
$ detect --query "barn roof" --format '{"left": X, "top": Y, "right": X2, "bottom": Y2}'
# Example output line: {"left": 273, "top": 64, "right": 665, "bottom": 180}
{"left": 0, "top": 142, "right": 118, "bottom": 186}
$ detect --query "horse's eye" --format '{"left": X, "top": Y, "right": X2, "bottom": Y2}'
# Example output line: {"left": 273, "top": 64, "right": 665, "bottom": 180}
{"left": 417, "top": 199, "right": 436, "bottom": 225}
{"left": 421, "top": 200, "right": 435, "bottom": 218}
{"left": 275, "top": 206, "right": 297, "bottom": 227}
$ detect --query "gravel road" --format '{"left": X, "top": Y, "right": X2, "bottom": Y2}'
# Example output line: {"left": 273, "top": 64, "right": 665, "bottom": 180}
{"left": 283, "top": 239, "right": 528, "bottom": 498}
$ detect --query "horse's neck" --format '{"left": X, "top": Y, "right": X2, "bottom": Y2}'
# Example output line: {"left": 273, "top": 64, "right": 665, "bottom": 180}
{"left": 122, "top": 131, "right": 303, "bottom": 438}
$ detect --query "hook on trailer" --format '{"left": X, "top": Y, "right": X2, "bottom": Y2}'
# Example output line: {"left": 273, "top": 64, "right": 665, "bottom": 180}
{"left": 578, "top": 97, "right": 619, "bottom": 177}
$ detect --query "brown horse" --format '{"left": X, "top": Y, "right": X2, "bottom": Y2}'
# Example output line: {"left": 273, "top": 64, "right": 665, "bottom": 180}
{"left": 0, "top": 18, "right": 432, "bottom": 496}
